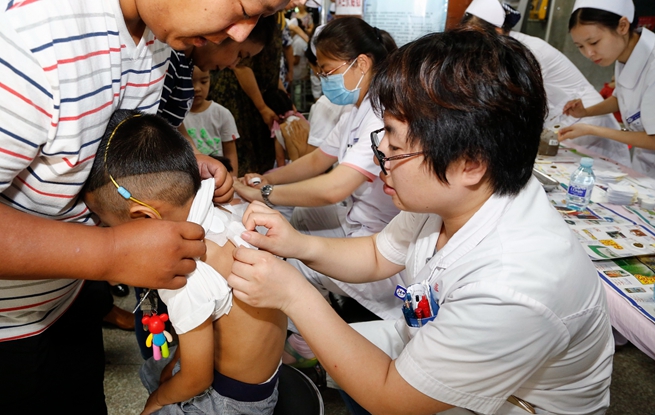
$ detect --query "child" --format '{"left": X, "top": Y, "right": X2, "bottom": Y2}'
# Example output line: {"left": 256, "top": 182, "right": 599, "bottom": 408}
{"left": 185, "top": 67, "right": 240, "bottom": 175}
{"left": 263, "top": 88, "right": 312, "bottom": 166}
{"left": 83, "top": 110, "right": 286, "bottom": 415}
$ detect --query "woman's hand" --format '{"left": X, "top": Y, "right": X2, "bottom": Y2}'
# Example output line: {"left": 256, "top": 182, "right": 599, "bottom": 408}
{"left": 258, "top": 105, "right": 279, "bottom": 129}
{"left": 242, "top": 173, "right": 269, "bottom": 187}
{"left": 228, "top": 247, "right": 311, "bottom": 313}
{"left": 562, "top": 99, "right": 588, "bottom": 119}
{"left": 233, "top": 180, "right": 263, "bottom": 203}
{"left": 558, "top": 123, "right": 594, "bottom": 142}
{"left": 195, "top": 153, "right": 234, "bottom": 204}
{"left": 240, "top": 201, "right": 305, "bottom": 259}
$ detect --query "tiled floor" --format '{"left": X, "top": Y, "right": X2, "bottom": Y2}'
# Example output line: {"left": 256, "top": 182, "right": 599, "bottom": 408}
{"left": 104, "top": 292, "right": 655, "bottom": 415}
{"left": 103, "top": 293, "right": 349, "bottom": 415}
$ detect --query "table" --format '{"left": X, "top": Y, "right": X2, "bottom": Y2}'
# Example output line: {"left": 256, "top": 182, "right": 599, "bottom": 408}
{"left": 535, "top": 143, "right": 655, "bottom": 360}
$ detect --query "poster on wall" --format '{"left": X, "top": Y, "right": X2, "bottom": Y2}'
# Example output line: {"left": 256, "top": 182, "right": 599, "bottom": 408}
{"left": 335, "top": 0, "right": 363, "bottom": 15}
{"left": 362, "top": 0, "right": 448, "bottom": 47}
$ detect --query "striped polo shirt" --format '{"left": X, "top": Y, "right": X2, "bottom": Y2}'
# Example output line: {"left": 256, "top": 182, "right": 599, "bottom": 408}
{"left": 158, "top": 50, "right": 194, "bottom": 128}
{"left": 0, "top": 0, "right": 171, "bottom": 341}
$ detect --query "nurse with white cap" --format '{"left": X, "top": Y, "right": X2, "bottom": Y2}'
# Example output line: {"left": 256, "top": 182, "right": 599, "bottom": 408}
{"left": 463, "top": 0, "right": 631, "bottom": 167}
{"left": 561, "top": 0, "right": 655, "bottom": 176}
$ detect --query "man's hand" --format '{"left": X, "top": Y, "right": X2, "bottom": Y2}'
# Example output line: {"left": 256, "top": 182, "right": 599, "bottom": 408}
{"left": 196, "top": 153, "right": 234, "bottom": 204}
{"left": 105, "top": 220, "right": 206, "bottom": 289}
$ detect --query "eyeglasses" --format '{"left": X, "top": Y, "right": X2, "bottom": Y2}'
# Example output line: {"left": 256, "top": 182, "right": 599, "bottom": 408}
{"left": 315, "top": 60, "right": 352, "bottom": 79}
{"left": 370, "top": 128, "right": 423, "bottom": 175}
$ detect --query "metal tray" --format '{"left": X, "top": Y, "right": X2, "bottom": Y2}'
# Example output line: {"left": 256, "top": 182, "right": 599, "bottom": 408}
{"left": 533, "top": 168, "right": 560, "bottom": 192}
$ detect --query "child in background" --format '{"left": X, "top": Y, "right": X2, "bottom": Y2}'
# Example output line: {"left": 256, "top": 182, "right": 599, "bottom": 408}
{"left": 186, "top": 67, "right": 240, "bottom": 175}
{"left": 83, "top": 110, "right": 286, "bottom": 415}
{"left": 264, "top": 88, "right": 312, "bottom": 166}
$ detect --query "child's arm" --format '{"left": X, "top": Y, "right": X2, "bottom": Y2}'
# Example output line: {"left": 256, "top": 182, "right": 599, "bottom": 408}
{"left": 159, "top": 345, "right": 181, "bottom": 385}
{"left": 141, "top": 318, "right": 214, "bottom": 415}
{"left": 222, "top": 140, "right": 239, "bottom": 177}
{"left": 274, "top": 140, "right": 287, "bottom": 167}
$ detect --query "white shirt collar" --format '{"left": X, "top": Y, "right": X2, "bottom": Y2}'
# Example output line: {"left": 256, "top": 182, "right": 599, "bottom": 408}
{"left": 616, "top": 28, "right": 655, "bottom": 90}
{"left": 428, "top": 180, "right": 527, "bottom": 272}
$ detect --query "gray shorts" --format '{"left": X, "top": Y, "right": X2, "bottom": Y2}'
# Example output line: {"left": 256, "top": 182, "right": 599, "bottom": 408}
{"left": 140, "top": 347, "right": 278, "bottom": 415}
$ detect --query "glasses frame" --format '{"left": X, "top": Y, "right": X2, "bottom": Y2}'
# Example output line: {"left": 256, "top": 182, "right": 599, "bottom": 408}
{"left": 370, "top": 128, "right": 423, "bottom": 175}
{"left": 315, "top": 60, "right": 352, "bottom": 80}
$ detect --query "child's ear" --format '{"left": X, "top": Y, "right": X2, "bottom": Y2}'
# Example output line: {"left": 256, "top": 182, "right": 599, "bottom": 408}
{"left": 129, "top": 204, "right": 160, "bottom": 220}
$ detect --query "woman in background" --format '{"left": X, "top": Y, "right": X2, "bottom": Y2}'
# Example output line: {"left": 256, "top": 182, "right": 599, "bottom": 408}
{"left": 463, "top": 0, "right": 631, "bottom": 167}
{"left": 560, "top": 0, "right": 655, "bottom": 174}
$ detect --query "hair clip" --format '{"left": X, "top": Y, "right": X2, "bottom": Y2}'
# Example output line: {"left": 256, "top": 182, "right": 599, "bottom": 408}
{"left": 104, "top": 114, "right": 162, "bottom": 219}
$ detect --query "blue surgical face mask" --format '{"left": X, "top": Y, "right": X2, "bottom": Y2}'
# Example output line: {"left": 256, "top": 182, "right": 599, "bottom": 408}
{"left": 320, "top": 60, "right": 364, "bottom": 106}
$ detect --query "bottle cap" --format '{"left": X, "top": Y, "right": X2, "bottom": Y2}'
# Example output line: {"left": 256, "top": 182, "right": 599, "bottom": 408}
{"left": 640, "top": 197, "right": 655, "bottom": 210}
{"left": 580, "top": 157, "right": 594, "bottom": 167}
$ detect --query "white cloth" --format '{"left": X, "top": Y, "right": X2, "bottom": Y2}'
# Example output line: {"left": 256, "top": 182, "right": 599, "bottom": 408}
{"left": 368, "top": 177, "right": 613, "bottom": 414}
{"left": 185, "top": 102, "right": 239, "bottom": 157}
{"left": 318, "top": 95, "right": 400, "bottom": 236}
{"left": 291, "top": 35, "right": 308, "bottom": 81}
{"left": 274, "top": 115, "right": 301, "bottom": 150}
{"left": 614, "top": 28, "right": 655, "bottom": 175}
{"left": 158, "top": 179, "right": 252, "bottom": 335}
{"left": 573, "top": 0, "right": 635, "bottom": 22}
{"left": 310, "top": 71, "right": 322, "bottom": 100}
{"left": 465, "top": 0, "right": 505, "bottom": 27}
{"left": 307, "top": 96, "right": 352, "bottom": 147}
{"left": 510, "top": 32, "right": 632, "bottom": 167}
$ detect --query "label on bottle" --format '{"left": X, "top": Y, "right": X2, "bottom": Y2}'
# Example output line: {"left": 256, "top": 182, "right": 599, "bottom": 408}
{"left": 567, "top": 184, "right": 588, "bottom": 198}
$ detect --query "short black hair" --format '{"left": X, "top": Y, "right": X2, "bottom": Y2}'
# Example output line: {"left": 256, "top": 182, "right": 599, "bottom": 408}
{"left": 569, "top": 8, "right": 637, "bottom": 32}
{"left": 460, "top": 12, "right": 499, "bottom": 34}
{"left": 248, "top": 15, "right": 278, "bottom": 47}
{"left": 263, "top": 89, "right": 294, "bottom": 117}
{"left": 315, "top": 17, "right": 397, "bottom": 73}
{"left": 371, "top": 28, "right": 547, "bottom": 196}
{"left": 84, "top": 109, "right": 201, "bottom": 217}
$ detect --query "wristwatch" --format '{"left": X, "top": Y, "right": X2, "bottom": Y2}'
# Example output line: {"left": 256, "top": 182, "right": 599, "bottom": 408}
{"left": 261, "top": 184, "right": 275, "bottom": 208}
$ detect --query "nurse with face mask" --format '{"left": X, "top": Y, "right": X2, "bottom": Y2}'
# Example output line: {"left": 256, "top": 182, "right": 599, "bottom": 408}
{"left": 234, "top": 17, "right": 408, "bottom": 325}
{"left": 560, "top": 0, "right": 655, "bottom": 175}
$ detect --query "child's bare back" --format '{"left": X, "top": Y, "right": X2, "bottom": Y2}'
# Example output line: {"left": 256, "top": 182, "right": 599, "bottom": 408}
{"left": 204, "top": 237, "right": 287, "bottom": 385}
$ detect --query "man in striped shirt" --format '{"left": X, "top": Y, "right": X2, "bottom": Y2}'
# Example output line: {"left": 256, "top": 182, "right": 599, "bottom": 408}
{"left": 0, "top": 0, "right": 290, "bottom": 413}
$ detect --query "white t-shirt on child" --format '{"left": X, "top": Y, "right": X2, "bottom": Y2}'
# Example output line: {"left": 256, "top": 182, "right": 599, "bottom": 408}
{"left": 158, "top": 179, "right": 252, "bottom": 334}
{"left": 185, "top": 102, "right": 239, "bottom": 157}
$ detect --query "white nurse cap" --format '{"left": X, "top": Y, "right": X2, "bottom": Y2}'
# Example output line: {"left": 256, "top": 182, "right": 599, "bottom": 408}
{"left": 465, "top": 0, "right": 505, "bottom": 28}
{"left": 310, "top": 24, "right": 326, "bottom": 56}
{"left": 572, "top": 0, "right": 635, "bottom": 23}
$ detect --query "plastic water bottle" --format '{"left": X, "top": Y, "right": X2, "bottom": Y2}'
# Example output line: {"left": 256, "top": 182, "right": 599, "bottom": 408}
{"left": 566, "top": 157, "right": 595, "bottom": 210}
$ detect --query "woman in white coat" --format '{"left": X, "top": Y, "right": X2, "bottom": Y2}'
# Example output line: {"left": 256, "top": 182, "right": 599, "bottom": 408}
{"left": 228, "top": 29, "right": 613, "bottom": 415}
{"left": 463, "top": 0, "right": 631, "bottom": 166}
{"left": 233, "top": 17, "right": 405, "bottom": 322}
{"left": 560, "top": 0, "right": 655, "bottom": 175}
